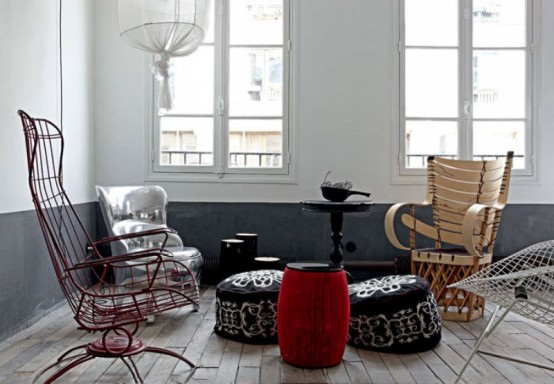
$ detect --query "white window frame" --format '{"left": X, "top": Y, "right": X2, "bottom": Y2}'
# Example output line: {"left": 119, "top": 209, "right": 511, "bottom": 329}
{"left": 145, "top": 0, "right": 297, "bottom": 184}
{"left": 392, "top": 0, "right": 541, "bottom": 184}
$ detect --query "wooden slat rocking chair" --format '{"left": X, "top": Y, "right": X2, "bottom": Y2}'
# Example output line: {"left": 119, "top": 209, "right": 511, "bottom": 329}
{"left": 385, "top": 152, "right": 513, "bottom": 321}
{"left": 18, "top": 110, "right": 200, "bottom": 383}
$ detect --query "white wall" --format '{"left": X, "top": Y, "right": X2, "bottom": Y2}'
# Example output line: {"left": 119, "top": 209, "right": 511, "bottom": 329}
{"left": 60, "top": 0, "right": 96, "bottom": 205}
{"left": 0, "top": 0, "right": 95, "bottom": 214}
{"left": 94, "top": 0, "right": 554, "bottom": 204}
{"left": 533, "top": 0, "right": 554, "bottom": 204}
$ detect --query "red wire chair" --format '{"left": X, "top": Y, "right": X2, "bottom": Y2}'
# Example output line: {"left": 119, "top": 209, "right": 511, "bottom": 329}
{"left": 18, "top": 110, "right": 200, "bottom": 383}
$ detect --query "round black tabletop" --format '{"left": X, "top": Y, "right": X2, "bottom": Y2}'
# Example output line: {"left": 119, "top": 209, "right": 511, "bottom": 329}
{"left": 285, "top": 262, "right": 343, "bottom": 272}
{"left": 301, "top": 200, "right": 374, "bottom": 213}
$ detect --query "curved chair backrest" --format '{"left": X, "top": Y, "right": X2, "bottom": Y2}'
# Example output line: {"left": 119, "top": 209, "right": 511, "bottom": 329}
{"left": 18, "top": 110, "right": 95, "bottom": 315}
{"left": 96, "top": 185, "right": 168, "bottom": 235}
{"left": 19, "top": 110, "right": 198, "bottom": 332}
{"left": 426, "top": 152, "right": 513, "bottom": 252}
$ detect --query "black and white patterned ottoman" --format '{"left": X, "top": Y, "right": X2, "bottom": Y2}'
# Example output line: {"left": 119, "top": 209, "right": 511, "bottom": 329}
{"left": 348, "top": 275, "right": 441, "bottom": 353}
{"left": 215, "top": 269, "right": 283, "bottom": 344}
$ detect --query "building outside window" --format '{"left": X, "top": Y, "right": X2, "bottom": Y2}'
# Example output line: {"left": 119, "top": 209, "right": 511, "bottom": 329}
{"left": 399, "top": 0, "right": 535, "bottom": 175}
{"left": 151, "top": 0, "right": 291, "bottom": 178}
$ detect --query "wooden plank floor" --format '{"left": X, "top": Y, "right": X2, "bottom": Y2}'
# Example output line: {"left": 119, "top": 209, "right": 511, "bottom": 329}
{"left": 1, "top": 286, "right": 554, "bottom": 383}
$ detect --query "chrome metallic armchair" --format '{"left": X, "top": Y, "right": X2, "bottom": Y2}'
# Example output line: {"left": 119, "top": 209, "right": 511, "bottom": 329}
{"left": 96, "top": 185, "right": 203, "bottom": 286}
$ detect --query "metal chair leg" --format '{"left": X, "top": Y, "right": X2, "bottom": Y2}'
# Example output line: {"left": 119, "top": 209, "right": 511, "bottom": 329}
{"left": 120, "top": 356, "right": 144, "bottom": 383}
{"left": 34, "top": 343, "right": 197, "bottom": 384}
{"left": 145, "top": 346, "right": 196, "bottom": 369}
{"left": 33, "top": 352, "right": 95, "bottom": 384}
{"left": 455, "top": 299, "right": 519, "bottom": 383}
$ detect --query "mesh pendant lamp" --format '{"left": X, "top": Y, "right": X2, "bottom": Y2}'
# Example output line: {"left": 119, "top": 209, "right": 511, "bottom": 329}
{"left": 117, "top": 0, "right": 211, "bottom": 110}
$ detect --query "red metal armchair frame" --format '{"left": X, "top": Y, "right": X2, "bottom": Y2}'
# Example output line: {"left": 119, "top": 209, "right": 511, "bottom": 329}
{"left": 18, "top": 110, "right": 200, "bottom": 383}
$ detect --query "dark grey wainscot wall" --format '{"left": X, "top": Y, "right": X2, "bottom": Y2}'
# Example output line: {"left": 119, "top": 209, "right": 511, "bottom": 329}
{"left": 0, "top": 203, "right": 96, "bottom": 344}
{"left": 163, "top": 202, "right": 554, "bottom": 266}
{"left": 1, "top": 202, "right": 553, "bottom": 344}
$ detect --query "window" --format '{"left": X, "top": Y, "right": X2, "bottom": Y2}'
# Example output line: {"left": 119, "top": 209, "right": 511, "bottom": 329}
{"left": 151, "top": 0, "right": 291, "bottom": 179}
{"left": 398, "top": 0, "right": 535, "bottom": 175}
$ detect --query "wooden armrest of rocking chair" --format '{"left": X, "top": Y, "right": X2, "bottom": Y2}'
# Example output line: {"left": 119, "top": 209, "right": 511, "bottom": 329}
{"left": 384, "top": 201, "right": 432, "bottom": 251}
{"left": 462, "top": 203, "right": 503, "bottom": 258}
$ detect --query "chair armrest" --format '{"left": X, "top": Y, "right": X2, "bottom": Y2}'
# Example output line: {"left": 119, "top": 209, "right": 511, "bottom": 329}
{"left": 400, "top": 215, "right": 440, "bottom": 242}
{"left": 71, "top": 248, "right": 170, "bottom": 271}
{"left": 385, "top": 202, "right": 431, "bottom": 251}
{"left": 93, "top": 227, "right": 177, "bottom": 254}
{"left": 71, "top": 249, "right": 176, "bottom": 291}
{"left": 462, "top": 203, "right": 502, "bottom": 257}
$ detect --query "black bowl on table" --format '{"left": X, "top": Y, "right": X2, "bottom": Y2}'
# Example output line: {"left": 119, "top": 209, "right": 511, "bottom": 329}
{"left": 321, "top": 186, "right": 371, "bottom": 202}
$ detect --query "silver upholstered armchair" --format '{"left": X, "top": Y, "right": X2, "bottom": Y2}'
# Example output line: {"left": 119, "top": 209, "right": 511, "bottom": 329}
{"left": 96, "top": 185, "right": 203, "bottom": 287}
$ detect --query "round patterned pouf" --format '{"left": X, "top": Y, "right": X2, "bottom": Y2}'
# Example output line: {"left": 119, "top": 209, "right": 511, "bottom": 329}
{"left": 348, "top": 275, "right": 441, "bottom": 353}
{"left": 215, "top": 269, "right": 283, "bottom": 344}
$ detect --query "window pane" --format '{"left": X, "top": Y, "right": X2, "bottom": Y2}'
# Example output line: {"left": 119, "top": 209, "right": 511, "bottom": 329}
{"left": 229, "top": 48, "right": 283, "bottom": 117}
{"left": 160, "top": 117, "right": 214, "bottom": 166}
{"left": 168, "top": 47, "right": 214, "bottom": 115}
{"left": 473, "top": 121, "right": 525, "bottom": 168}
{"left": 405, "top": 0, "right": 457, "bottom": 46}
{"left": 473, "top": 50, "right": 525, "bottom": 118}
{"left": 405, "top": 120, "right": 458, "bottom": 168}
{"left": 228, "top": 119, "right": 282, "bottom": 168}
{"left": 405, "top": 49, "right": 458, "bottom": 118}
{"left": 473, "top": 0, "right": 526, "bottom": 48}
{"left": 230, "top": 0, "right": 283, "bottom": 45}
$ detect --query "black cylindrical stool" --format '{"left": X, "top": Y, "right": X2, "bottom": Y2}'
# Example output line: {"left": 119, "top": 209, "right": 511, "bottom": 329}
{"left": 235, "top": 233, "right": 258, "bottom": 265}
{"left": 252, "top": 256, "right": 281, "bottom": 271}
{"left": 277, "top": 263, "right": 350, "bottom": 368}
{"left": 220, "top": 239, "right": 245, "bottom": 278}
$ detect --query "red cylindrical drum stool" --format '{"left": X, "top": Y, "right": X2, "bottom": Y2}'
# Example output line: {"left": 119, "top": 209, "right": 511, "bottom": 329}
{"left": 277, "top": 263, "right": 350, "bottom": 368}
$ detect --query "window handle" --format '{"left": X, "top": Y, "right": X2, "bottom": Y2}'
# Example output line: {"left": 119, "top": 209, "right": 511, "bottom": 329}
{"left": 463, "top": 100, "right": 472, "bottom": 118}
{"left": 217, "top": 99, "right": 224, "bottom": 116}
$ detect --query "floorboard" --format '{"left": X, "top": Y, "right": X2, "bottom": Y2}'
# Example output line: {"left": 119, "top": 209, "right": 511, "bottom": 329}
{"left": 1, "top": 286, "right": 554, "bottom": 383}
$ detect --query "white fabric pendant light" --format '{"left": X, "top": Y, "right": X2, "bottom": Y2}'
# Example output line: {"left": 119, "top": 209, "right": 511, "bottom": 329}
{"left": 117, "top": 0, "right": 211, "bottom": 110}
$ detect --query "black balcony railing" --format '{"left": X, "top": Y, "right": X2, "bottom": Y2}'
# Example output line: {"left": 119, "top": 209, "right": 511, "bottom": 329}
{"left": 161, "top": 150, "right": 282, "bottom": 167}
{"left": 229, "top": 152, "right": 282, "bottom": 167}
{"left": 406, "top": 153, "right": 523, "bottom": 168}
{"left": 162, "top": 150, "right": 213, "bottom": 165}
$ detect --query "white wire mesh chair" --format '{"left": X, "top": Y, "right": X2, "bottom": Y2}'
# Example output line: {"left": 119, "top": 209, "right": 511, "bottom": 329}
{"left": 449, "top": 240, "right": 554, "bottom": 383}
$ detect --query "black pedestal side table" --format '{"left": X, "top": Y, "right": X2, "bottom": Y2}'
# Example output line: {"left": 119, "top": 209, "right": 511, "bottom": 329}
{"left": 301, "top": 200, "right": 374, "bottom": 268}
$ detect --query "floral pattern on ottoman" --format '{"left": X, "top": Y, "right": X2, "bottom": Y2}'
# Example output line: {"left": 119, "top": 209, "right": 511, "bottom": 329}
{"left": 348, "top": 275, "right": 442, "bottom": 353}
{"left": 349, "top": 275, "right": 417, "bottom": 298}
{"left": 227, "top": 269, "right": 283, "bottom": 289}
{"left": 215, "top": 270, "right": 282, "bottom": 344}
